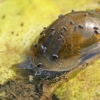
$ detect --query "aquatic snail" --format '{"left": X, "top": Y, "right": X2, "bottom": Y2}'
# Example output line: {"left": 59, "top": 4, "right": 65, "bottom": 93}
{"left": 14, "top": 10, "right": 100, "bottom": 79}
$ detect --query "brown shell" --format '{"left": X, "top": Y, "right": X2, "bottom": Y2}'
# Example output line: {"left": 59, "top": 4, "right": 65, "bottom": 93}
{"left": 30, "top": 11, "right": 100, "bottom": 71}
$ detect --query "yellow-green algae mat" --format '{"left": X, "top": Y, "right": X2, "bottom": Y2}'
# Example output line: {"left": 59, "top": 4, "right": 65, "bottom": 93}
{"left": 0, "top": 0, "right": 100, "bottom": 100}
{"left": 54, "top": 60, "right": 100, "bottom": 100}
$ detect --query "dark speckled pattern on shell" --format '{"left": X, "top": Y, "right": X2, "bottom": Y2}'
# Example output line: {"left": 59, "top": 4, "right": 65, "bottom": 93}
{"left": 30, "top": 11, "right": 100, "bottom": 71}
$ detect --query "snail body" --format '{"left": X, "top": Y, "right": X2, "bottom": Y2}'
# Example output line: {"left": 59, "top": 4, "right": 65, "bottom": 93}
{"left": 15, "top": 10, "right": 100, "bottom": 78}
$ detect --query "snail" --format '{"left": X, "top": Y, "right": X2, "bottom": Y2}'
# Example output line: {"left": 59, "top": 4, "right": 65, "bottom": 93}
{"left": 14, "top": 10, "right": 100, "bottom": 79}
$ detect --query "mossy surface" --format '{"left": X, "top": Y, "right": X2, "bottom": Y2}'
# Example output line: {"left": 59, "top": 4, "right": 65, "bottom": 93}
{"left": 54, "top": 59, "right": 100, "bottom": 100}
{"left": 0, "top": 0, "right": 100, "bottom": 99}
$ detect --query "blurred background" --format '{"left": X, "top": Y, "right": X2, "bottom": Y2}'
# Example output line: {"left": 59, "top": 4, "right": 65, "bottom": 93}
{"left": 0, "top": 0, "right": 100, "bottom": 100}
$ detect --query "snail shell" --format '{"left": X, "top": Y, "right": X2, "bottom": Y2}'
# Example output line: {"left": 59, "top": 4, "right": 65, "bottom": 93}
{"left": 31, "top": 11, "right": 100, "bottom": 72}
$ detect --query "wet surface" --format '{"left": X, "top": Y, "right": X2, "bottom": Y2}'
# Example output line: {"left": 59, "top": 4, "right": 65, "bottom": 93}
{"left": 0, "top": 79, "right": 39, "bottom": 100}
{"left": 1, "top": 1, "right": 100, "bottom": 100}
{"left": 0, "top": 69, "right": 40, "bottom": 100}
{"left": 0, "top": 68, "right": 61, "bottom": 100}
